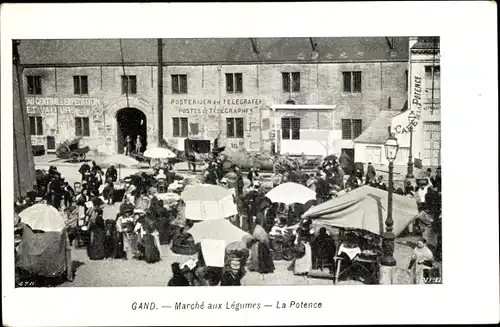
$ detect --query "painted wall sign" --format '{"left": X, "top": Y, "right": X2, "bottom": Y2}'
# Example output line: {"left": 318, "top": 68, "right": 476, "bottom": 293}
{"left": 393, "top": 75, "right": 423, "bottom": 135}
{"left": 171, "top": 98, "right": 263, "bottom": 115}
{"left": 26, "top": 97, "right": 102, "bottom": 116}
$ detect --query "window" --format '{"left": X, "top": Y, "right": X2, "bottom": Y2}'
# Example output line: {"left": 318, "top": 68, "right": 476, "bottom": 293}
{"left": 171, "top": 74, "right": 188, "bottom": 94}
{"left": 282, "top": 72, "right": 300, "bottom": 92}
{"left": 226, "top": 118, "right": 244, "bottom": 138}
{"left": 75, "top": 117, "right": 90, "bottom": 136}
{"left": 365, "top": 146, "right": 382, "bottom": 164}
{"left": 172, "top": 117, "right": 189, "bottom": 137}
{"left": 424, "top": 65, "right": 441, "bottom": 104}
{"left": 29, "top": 116, "right": 43, "bottom": 135}
{"left": 341, "top": 119, "right": 363, "bottom": 140}
{"left": 281, "top": 117, "right": 300, "bottom": 140}
{"left": 73, "top": 76, "right": 88, "bottom": 95}
{"left": 225, "top": 73, "right": 243, "bottom": 93}
{"left": 26, "top": 76, "right": 42, "bottom": 95}
{"left": 425, "top": 65, "right": 440, "bottom": 79}
{"left": 121, "top": 75, "right": 137, "bottom": 94}
{"left": 342, "top": 71, "right": 362, "bottom": 93}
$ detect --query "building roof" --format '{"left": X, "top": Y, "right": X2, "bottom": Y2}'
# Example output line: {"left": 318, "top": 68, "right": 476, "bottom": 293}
{"left": 354, "top": 110, "right": 401, "bottom": 144}
{"left": 17, "top": 37, "right": 409, "bottom": 66}
{"left": 411, "top": 37, "right": 440, "bottom": 50}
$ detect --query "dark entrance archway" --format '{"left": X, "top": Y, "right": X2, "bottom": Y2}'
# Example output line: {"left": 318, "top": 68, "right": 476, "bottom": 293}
{"left": 116, "top": 108, "right": 147, "bottom": 154}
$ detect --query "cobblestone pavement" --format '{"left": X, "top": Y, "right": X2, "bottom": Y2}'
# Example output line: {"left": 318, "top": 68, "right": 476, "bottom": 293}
{"left": 34, "top": 155, "right": 421, "bottom": 286}
{"left": 56, "top": 202, "right": 418, "bottom": 287}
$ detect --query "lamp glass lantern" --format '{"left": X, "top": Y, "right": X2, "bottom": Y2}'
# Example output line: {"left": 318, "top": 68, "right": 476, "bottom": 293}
{"left": 384, "top": 134, "right": 399, "bottom": 163}
{"left": 408, "top": 111, "right": 417, "bottom": 123}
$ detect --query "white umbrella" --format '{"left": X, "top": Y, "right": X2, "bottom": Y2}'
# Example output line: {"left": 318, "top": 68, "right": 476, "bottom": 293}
{"left": 18, "top": 203, "right": 66, "bottom": 232}
{"left": 189, "top": 219, "right": 250, "bottom": 245}
{"left": 181, "top": 184, "right": 237, "bottom": 220}
{"left": 143, "top": 147, "right": 176, "bottom": 159}
{"left": 102, "top": 154, "right": 140, "bottom": 180}
{"left": 265, "top": 182, "right": 316, "bottom": 205}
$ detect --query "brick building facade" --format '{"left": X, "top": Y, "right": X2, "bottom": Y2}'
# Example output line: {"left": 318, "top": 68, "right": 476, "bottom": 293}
{"left": 18, "top": 38, "right": 409, "bottom": 157}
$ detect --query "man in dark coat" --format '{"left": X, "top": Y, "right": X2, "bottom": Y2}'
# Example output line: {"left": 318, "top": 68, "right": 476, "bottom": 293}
{"left": 365, "top": 162, "right": 377, "bottom": 185}
{"left": 430, "top": 166, "right": 442, "bottom": 193}
{"left": 105, "top": 164, "right": 118, "bottom": 183}
{"left": 62, "top": 181, "right": 75, "bottom": 208}
{"left": 47, "top": 175, "right": 63, "bottom": 209}
{"left": 79, "top": 162, "right": 91, "bottom": 182}
{"left": 315, "top": 173, "right": 330, "bottom": 204}
{"left": 247, "top": 167, "right": 259, "bottom": 187}
{"left": 234, "top": 165, "right": 244, "bottom": 199}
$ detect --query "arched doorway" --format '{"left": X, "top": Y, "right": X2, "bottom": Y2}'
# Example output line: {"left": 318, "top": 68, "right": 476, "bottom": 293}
{"left": 116, "top": 108, "right": 147, "bottom": 154}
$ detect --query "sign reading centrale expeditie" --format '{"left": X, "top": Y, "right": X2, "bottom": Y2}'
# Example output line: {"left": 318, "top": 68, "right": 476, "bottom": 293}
{"left": 171, "top": 98, "right": 263, "bottom": 115}
{"left": 25, "top": 97, "right": 102, "bottom": 116}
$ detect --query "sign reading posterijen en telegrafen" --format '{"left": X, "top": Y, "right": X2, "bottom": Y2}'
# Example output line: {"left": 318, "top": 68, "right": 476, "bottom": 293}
{"left": 171, "top": 98, "right": 263, "bottom": 115}
{"left": 25, "top": 97, "right": 102, "bottom": 116}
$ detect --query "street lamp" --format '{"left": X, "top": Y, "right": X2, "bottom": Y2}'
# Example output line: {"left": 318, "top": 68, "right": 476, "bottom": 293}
{"left": 380, "top": 133, "right": 399, "bottom": 284}
{"left": 406, "top": 111, "right": 416, "bottom": 179}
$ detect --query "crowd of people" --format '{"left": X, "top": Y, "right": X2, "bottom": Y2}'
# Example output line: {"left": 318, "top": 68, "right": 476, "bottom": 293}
{"left": 14, "top": 151, "right": 442, "bottom": 285}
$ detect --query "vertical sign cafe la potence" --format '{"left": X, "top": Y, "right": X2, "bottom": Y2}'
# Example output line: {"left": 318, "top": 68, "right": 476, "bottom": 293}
{"left": 394, "top": 75, "right": 423, "bottom": 134}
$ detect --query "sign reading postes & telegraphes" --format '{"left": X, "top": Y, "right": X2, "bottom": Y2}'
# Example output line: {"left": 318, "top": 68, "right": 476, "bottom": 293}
{"left": 25, "top": 97, "right": 102, "bottom": 116}
{"left": 171, "top": 98, "right": 263, "bottom": 115}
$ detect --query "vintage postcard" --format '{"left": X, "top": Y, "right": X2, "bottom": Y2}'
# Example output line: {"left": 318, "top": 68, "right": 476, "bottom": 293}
{"left": 1, "top": 2, "right": 498, "bottom": 326}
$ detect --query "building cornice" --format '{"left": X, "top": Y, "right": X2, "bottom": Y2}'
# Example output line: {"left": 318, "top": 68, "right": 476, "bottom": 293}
{"left": 20, "top": 59, "right": 409, "bottom": 69}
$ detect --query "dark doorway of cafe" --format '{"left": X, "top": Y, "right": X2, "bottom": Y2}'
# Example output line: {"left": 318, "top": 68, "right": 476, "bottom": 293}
{"left": 116, "top": 107, "right": 147, "bottom": 154}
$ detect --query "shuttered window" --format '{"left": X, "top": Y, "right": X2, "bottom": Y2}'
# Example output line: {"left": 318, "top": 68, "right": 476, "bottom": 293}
{"left": 29, "top": 116, "right": 43, "bottom": 135}
{"left": 226, "top": 118, "right": 244, "bottom": 138}
{"left": 281, "top": 117, "right": 300, "bottom": 140}
{"left": 75, "top": 117, "right": 90, "bottom": 136}
{"left": 342, "top": 72, "right": 351, "bottom": 93}
{"left": 27, "top": 76, "right": 42, "bottom": 95}
{"left": 172, "top": 117, "right": 189, "bottom": 137}
{"left": 343, "top": 71, "right": 362, "bottom": 93}
{"left": 172, "top": 74, "right": 188, "bottom": 94}
{"left": 73, "top": 76, "right": 88, "bottom": 95}
{"left": 342, "top": 119, "right": 363, "bottom": 140}
{"left": 121, "top": 75, "right": 137, "bottom": 94}
{"left": 225, "top": 73, "right": 243, "bottom": 93}
{"left": 282, "top": 72, "right": 300, "bottom": 92}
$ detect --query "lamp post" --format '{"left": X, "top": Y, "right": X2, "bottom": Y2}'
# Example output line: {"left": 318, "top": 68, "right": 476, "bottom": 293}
{"left": 380, "top": 133, "right": 399, "bottom": 284}
{"left": 406, "top": 111, "right": 416, "bottom": 179}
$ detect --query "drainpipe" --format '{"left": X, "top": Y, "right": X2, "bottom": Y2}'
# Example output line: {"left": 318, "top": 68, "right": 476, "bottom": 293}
{"left": 157, "top": 38, "right": 164, "bottom": 144}
{"left": 273, "top": 106, "right": 278, "bottom": 155}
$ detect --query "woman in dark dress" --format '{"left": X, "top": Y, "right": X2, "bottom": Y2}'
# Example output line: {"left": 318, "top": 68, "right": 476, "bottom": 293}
{"left": 87, "top": 208, "right": 106, "bottom": 260}
{"left": 140, "top": 216, "right": 161, "bottom": 264}
{"left": 168, "top": 262, "right": 190, "bottom": 286}
{"left": 249, "top": 219, "right": 275, "bottom": 274}
{"left": 220, "top": 260, "right": 244, "bottom": 286}
{"left": 311, "top": 227, "right": 336, "bottom": 271}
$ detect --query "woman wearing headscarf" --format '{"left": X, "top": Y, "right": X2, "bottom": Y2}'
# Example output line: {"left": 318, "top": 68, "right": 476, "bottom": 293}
{"left": 87, "top": 208, "right": 106, "bottom": 260}
{"left": 136, "top": 213, "right": 161, "bottom": 263}
{"left": 168, "top": 262, "right": 190, "bottom": 286}
{"left": 293, "top": 230, "right": 312, "bottom": 276}
{"left": 248, "top": 218, "right": 275, "bottom": 274}
{"left": 105, "top": 164, "right": 118, "bottom": 183}
{"left": 220, "top": 259, "right": 244, "bottom": 286}
{"left": 311, "top": 227, "right": 336, "bottom": 272}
